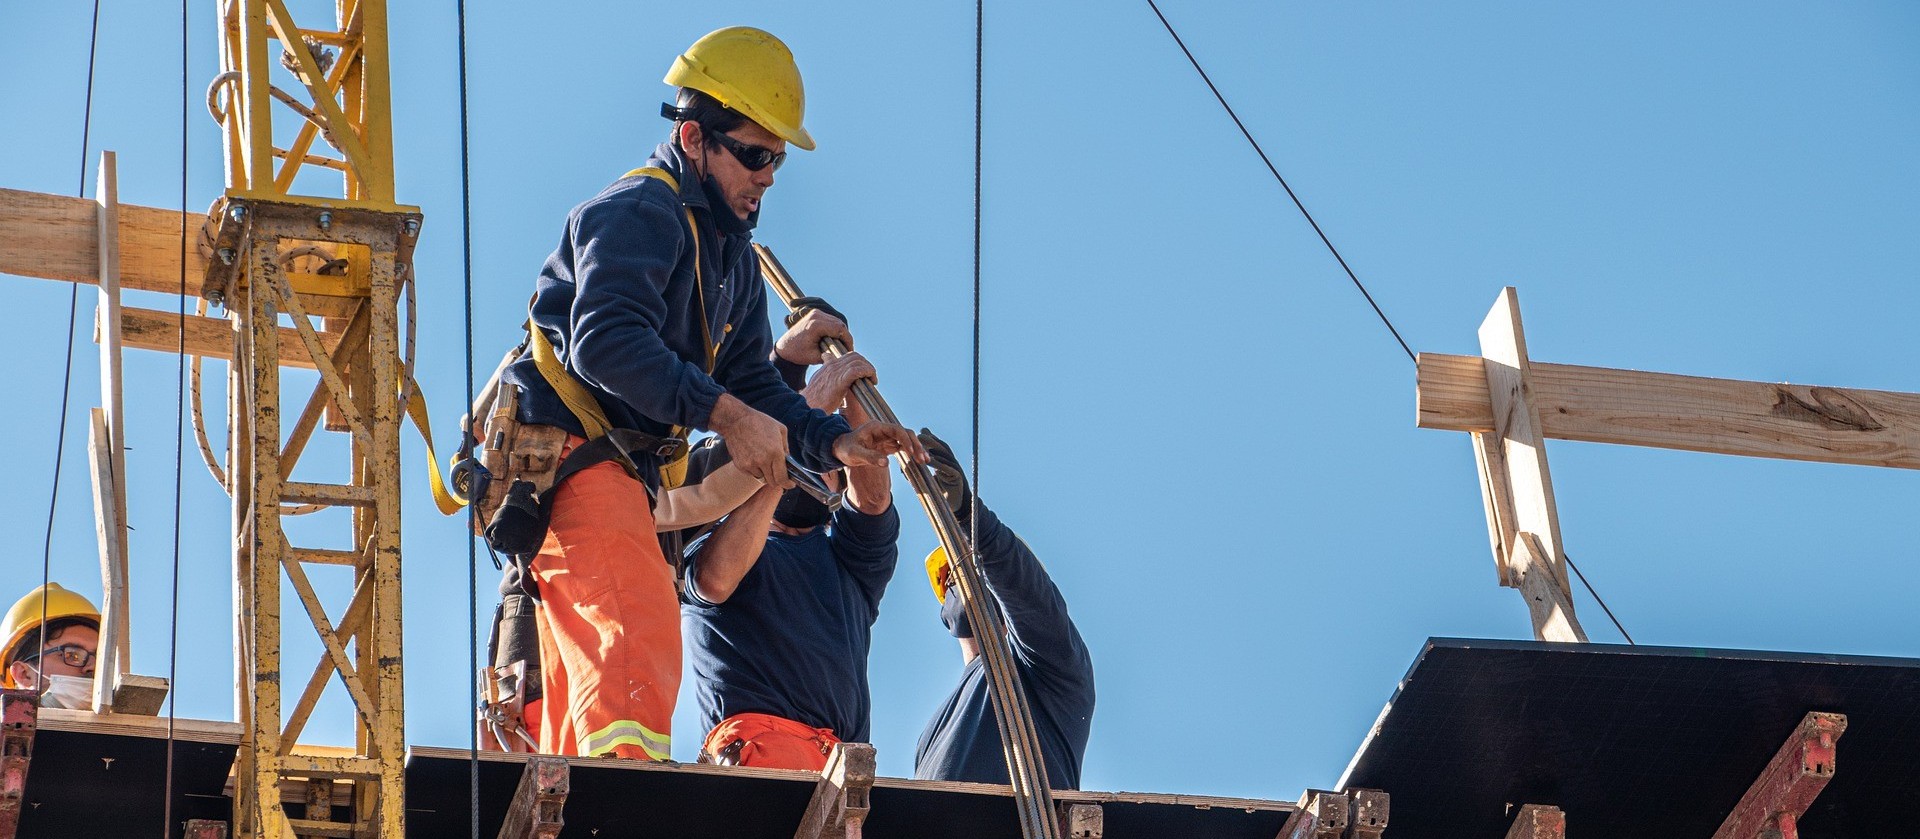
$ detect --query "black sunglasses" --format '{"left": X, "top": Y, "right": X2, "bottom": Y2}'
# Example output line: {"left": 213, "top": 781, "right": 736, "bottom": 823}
{"left": 20, "top": 643, "right": 95, "bottom": 670}
{"left": 704, "top": 129, "right": 786, "bottom": 173}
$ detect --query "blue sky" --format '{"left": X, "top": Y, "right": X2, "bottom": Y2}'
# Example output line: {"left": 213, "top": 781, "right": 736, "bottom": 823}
{"left": 2, "top": 2, "right": 1916, "bottom": 800}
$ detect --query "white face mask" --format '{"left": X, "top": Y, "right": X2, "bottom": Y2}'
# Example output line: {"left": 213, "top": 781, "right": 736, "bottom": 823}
{"left": 37, "top": 673, "right": 95, "bottom": 710}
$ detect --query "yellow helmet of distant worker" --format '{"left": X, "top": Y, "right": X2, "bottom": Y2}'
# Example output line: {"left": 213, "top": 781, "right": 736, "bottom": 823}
{"left": 665, "top": 26, "right": 816, "bottom": 151}
{"left": 925, "top": 546, "right": 953, "bottom": 604}
{"left": 2, "top": 583, "right": 101, "bottom": 686}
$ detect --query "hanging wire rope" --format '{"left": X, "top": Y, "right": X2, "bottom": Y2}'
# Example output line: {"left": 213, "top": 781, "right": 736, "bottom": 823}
{"left": 456, "top": 1, "right": 482, "bottom": 835}
{"left": 164, "top": 0, "right": 190, "bottom": 833}
{"left": 1145, "top": 0, "right": 1414, "bottom": 363}
{"left": 1144, "top": 1, "right": 1636, "bottom": 644}
{"left": 39, "top": 0, "right": 106, "bottom": 705}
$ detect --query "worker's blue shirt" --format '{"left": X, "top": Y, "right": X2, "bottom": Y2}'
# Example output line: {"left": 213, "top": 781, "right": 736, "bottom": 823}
{"left": 499, "top": 141, "right": 849, "bottom": 476}
{"left": 913, "top": 505, "right": 1095, "bottom": 789}
{"left": 682, "top": 503, "right": 901, "bottom": 742}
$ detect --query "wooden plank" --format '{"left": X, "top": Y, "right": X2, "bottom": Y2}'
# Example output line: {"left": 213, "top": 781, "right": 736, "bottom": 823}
{"left": 1470, "top": 431, "right": 1518, "bottom": 587}
{"left": 107, "top": 673, "right": 170, "bottom": 717}
{"left": 94, "top": 154, "right": 134, "bottom": 700}
{"left": 0, "top": 187, "right": 206, "bottom": 295}
{"left": 33, "top": 708, "right": 241, "bottom": 744}
{"left": 1512, "top": 533, "right": 1588, "bottom": 644}
{"left": 85, "top": 409, "right": 127, "bottom": 714}
{"left": 1711, "top": 712, "right": 1846, "bottom": 839}
{"left": 1478, "top": 288, "right": 1575, "bottom": 598}
{"left": 1418, "top": 352, "right": 1920, "bottom": 470}
{"left": 116, "top": 306, "right": 339, "bottom": 370}
{"left": 1504, "top": 804, "right": 1566, "bottom": 839}
{"left": 497, "top": 756, "right": 568, "bottom": 839}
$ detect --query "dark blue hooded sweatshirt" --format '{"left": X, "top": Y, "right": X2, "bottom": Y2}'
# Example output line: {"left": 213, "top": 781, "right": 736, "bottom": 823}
{"left": 499, "top": 141, "right": 849, "bottom": 480}
{"left": 913, "top": 504, "right": 1095, "bottom": 788}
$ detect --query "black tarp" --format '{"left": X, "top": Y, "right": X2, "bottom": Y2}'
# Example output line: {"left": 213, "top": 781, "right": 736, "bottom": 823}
{"left": 1339, "top": 638, "right": 1920, "bottom": 839}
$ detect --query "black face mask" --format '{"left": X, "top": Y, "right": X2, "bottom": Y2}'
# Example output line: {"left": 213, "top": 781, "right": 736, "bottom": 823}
{"left": 772, "top": 486, "right": 831, "bottom": 530}
{"left": 940, "top": 588, "right": 975, "bottom": 640}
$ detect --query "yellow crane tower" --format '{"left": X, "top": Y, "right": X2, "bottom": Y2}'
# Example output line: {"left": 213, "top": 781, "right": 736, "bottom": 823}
{"left": 205, "top": 1, "right": 416, "bottom": 836}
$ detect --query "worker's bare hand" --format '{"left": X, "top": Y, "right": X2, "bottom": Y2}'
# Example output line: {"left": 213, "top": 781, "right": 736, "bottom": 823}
{"left": 832, "top": 421, "right": 928, "bottom": 468}
{"left": 775, "top": 309, "right": 852, "bottom": 366}
{"left": 708, "top": 394, "right": 794, "bottom": 490}
{"left": 801, "top": 351, "right": 876, "bottom": 412}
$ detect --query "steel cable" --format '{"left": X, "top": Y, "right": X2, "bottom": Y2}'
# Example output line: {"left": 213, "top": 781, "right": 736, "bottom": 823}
{"left": 164, "top": 0, "right": 190, "bottom": 833}
{"left": 1144, "top": 1, "right": 1636, "bottom": 643}
{"left": 456, "top": 1, "right": 483, "bottom": 835}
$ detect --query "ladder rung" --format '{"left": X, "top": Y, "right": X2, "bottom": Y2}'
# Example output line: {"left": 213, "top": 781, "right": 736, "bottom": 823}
{"left": 284, "top": 818, "right": 353, "bottom": 838}
{"left": 282, "top": 482, "right": 374, "bottom": 507}
{"left": 288, "top": 547, "right": 361, "bottom": 566}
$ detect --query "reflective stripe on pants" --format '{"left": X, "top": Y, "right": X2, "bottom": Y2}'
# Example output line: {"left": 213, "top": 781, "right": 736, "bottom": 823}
{"left": 533, "top": 436, "right": 678, "bottom": 760}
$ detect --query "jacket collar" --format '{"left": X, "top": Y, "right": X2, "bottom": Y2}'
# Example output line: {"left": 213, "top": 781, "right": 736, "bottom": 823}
{"left": 650, "top": 141, "right": 755, "bottom": 236}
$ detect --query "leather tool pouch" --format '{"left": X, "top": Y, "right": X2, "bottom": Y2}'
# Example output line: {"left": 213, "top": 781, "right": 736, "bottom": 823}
{"left": 470, "top": 384, "right": 569, "bottom": 555}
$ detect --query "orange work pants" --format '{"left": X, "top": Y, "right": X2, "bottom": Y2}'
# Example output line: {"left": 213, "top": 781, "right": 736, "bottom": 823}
{"left": 702, "top": 712, "right": 841, "bottom": 772}
{"left": 531, "top": 437, "right": 678, "bottom": 760}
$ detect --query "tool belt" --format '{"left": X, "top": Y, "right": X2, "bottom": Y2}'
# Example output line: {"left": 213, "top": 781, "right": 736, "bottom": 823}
{"left": 467, "top": 383, "right": 687, "bottom": 556}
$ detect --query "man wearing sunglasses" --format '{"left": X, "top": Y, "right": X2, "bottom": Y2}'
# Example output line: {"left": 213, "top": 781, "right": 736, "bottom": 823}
{"left": 495, "top": 26, "right": 925, "bottom": 761}
{"left": 3, "top": 583, "right": 102, "bottom": 710}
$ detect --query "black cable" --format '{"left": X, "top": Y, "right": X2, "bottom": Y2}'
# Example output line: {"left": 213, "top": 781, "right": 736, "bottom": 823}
{"left": 1563, "top": 552, "right": 1634, "bottom": 644}
{"left": 39, "top": 0, "right": 106, "bottom": 681}
{"left": 164, "top": 0, "right": 190, "bottom": 833}
{"left": 456, "top": 1, "right": 481, "bottom": 835}
{"left": 1145, "top": 1, "right": 1637, "bottom": 643}
{"left": 1144, "top": 0, "right": 1415, "bottom": 364}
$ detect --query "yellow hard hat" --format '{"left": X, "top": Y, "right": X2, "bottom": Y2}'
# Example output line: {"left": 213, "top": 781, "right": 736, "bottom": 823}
{"left": 2, "top": 583, "right": 101, "bottom": 684}
{"left": 664, "top": 26, "right": 816, "bottom": 151}
{"left": 925, "top": 546, "right": 952, "bottom": 604}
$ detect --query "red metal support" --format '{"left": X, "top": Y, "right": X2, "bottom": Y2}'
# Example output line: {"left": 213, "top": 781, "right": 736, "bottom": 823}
{"left": 1712, "top": 712, "right": 1847, "bottom": 839}
{"left": 1275, "top": 790, "right": 1349, "bottom": 839}
{"left": 497, "top": 756, "right": 569, "bottom": 839}
{"left": 1504, "top": 804, "right": 1565, "bottom": 839}
{"left": 183, "top": 819, "right": 231, "bottom": 839}
{"left": 0, "top": 689, "right": 36, "bottom": 839}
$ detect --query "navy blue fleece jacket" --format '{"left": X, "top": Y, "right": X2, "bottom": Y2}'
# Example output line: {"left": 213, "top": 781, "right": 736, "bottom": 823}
{"left": 913, "top": 504, "right": 1095, "bottom": 788}
{"left": 499, "top": 141, "right": 849, "bottom": 478}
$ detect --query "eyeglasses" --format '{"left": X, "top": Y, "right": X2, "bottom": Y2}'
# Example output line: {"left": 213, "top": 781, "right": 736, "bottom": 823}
{"left": 20, "top": 644, "right": 95, "bottom": 670}
{"left": 703, "top": 129, "right": 786, "bottom": 172}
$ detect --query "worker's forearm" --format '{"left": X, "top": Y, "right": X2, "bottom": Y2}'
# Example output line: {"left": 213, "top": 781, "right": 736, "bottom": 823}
{"left": 689, "top": 485, "right": 782, "bottom": 604}
{"left": 843, "top": 460, "right": 892, "bottom": 515}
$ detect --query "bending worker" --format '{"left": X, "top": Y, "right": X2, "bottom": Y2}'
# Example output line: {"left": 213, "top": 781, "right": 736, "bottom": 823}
{"left": 913, "top": 433, "right": 1095, "bottom": 788}
{"left": 682, "top": 309, "right": 898, "bottom": 770}
{"left": 3, "top": 583, "right": 101, "bottom": 710}
{"left": 497, "top": 27, "right": 923, "bottom": 760}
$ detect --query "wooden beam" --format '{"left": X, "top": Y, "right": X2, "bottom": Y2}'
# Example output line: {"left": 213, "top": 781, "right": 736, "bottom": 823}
{"left": 1418, "top": 353, "right": 1920, "bottom": 470}
{"left": 1471, "top": 431, "right": 1519, "bottom": 587}
{"left": 795, "top": 742, "right": 876, "bottom": 839}
{"left": 1512, "top": 532, "right": 1588, "bottom": 643}
{"left": 86, "top": 408, "right": 129, "bottom": 713}
{"left": 1503, "top": 804, "right": 1566, "bottom": 839}
{"left": 1478, "top": 288, "right": 1575, "bottom": 599}
{"left": 0, "top": 689, "right": 35, "bottom": 839}
{"left": 108, "top": 672, "right": 170, "bottom": 717}
{"left": 115, "top": 306, "right": 339, "bottom": 370}
{"left": 0, "top": 187, "right": 206, "bottom": 295}
{"left": 497, "top": 756, "right": 568, "bottom": 839}
{"left": 1711, "top": 712, "right": 1846, "bottom": 839}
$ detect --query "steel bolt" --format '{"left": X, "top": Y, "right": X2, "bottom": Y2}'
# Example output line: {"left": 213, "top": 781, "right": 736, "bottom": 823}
{"left": 217, "top": 247, "right": 236, "bottom": 266}
{"left": 228, "top": 205, "right": 247, "bottom": 224}
{"left": 317, "top": 211, "right": 332, "bottom": 231}
{"left": 206, "top": 289, "right": 225, "bottom": 307}
{"left": 403, "top": 218, "right": 420, "bottom": 237}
